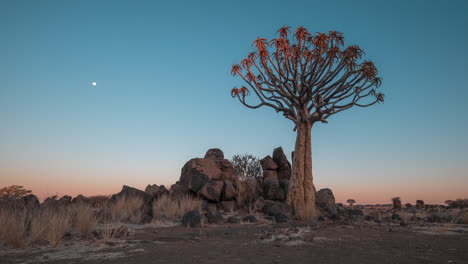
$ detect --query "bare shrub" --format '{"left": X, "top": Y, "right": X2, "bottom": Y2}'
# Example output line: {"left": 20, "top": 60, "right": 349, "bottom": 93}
{"left": 126, "top": 196, "right": 145, "bottom": 224}
{"left": 392, "top": 197, "right": 402, "bottom": 209}
{"left": 231, "top": 154, "right": 262, "bottom": 181}
{"left": 0, "top": 206, "right": 29, "bottom": 248}
{"left": 45, "top": 209, "right": 71, "bottom": 247}
{"left": 27, "top": 209, "right": 50, "bottom": 245}
{"left": 153, "top": 195, "right": 202, "bottom": 222}
{"left": 72, "top": 203, "right": 96, "bottom": 238}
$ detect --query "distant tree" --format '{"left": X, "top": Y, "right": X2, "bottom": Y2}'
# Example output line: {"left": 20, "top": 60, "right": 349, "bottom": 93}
{"left": 231, "top": 154, "right": 263, "bottom": 181}
{"left": 0, "top": 185, "right": 32, "bottom": 199}
{"left": 346, "top": 199, "right": 356, "bottom": 208}
{"left": 391, "top": 197, "right": 402, "bottom": 209}
{"left": 444, "top": 200, "right": 453, "bottom": 207}
{"left": 405, "top": 203, "right": 412, "bottom": 208}
{"left": 230, "top": 26, "right": 384, "bottom": 219}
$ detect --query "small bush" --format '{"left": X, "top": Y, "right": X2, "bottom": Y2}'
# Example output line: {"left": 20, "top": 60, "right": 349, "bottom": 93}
{"left": 72, "top": 203, "right": 96, "bottom": 238}
{"left": 153, "top": 195, "right": 202, "bottom": 222}
{"left": 231, "top": 154, "right": 262, "bottom": 181}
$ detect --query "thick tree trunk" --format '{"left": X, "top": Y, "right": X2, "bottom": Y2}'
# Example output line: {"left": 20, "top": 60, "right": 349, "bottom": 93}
{"left": 286, "top": 121, "right": 316, "bottom": 220}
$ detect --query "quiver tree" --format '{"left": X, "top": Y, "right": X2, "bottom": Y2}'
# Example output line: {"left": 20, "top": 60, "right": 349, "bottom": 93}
{"left": 230, "top": 26, "right": 384, "bottom": 220}
{"left": 346, "top": 199, "right": 356, "bottom": 208}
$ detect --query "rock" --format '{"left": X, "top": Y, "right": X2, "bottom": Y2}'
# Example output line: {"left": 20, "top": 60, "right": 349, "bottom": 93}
{"left": 141, "top": 214, "right": 153, "bottom": 224}
{"left": 405, "top": 203, "right": 412, "bottom": 208}
{"left": 198, "top": 180, "right": 224, "bottom": 202}
{"left": 169, "top": 183, "right": 189, "bottom": 198}
{"left": 227, "top": 216, "right": 241, "bottom": 224}
{"left": 220, "top": 200, "right": 236, "bottom": 213}
{"left": 58, "top": 195, "right": 72, "bottom": 206}
{"left": 263, "top": 170, "right": 277, "bottom": 179}
{"left": 260, "top": 156, "right": 278, "bottom": 171}
{"left": 279, "top": 179, "right": 289, "bottom": 197}
{"left": 221, "top": 181, "right": 237, "bottom": 201}
{"left": 254, "top": 197, "right": 266, "bottom": 212}
{"left": 317, "top": 216, "right": 325, "bottom": 221}
{"left": 182, "top": 210, "right": 202, "bottom": 228}
{"left": 204, "top": 148, "right": 224, "bottom": 160}
{"left": 204, "top": 210, "right": 224, "bottom": 224}
{"left": 110, "top": 185, "right": 154, "bottom": 217}
{"left": 180, "top": 158, "right": 222, "bottom": 192}
{"left": 427, "top": 214, "right": 443, "bottom": 223}
{"left": 71, "top": 195, "right": 91, "bottom": 205}
{"left": 416, "top": 200, "right": 425, "bottom": 209}
{"left": 272, "top": 147, "right": 291, "bottom": 180}
{"left": 399, "top": 220, "right": 407, "bottom": 226}
{"left": 204, "top": 202, "right": 218, "bottom": 212}
{"left": 262, "top": 201, "right": 291, "bottom": 217}
{"left": 347, "top": 209, "right": 364, "bottom": 217}
{"left": 22, "top": 194, "right": 40, "bottom": 209}
{"left": 272, "top": 213, "right": 288, "bottom": 223}
{"left": 217, "top": 159, "right": 237, "bottom": 182}
{"left": 43, "top": 197, "right": 60, "bottom": 207}
{"left": 243, "top": 215, "right": 258, "bottom": 223}
{"left": 263, "top": 175, "right": 281, "bottom": 201}
{"left": 145, "top": 184, "right": 170, "bottom": 198}
{"left": 315, "top": 188, "right": 337, "bottom": 215}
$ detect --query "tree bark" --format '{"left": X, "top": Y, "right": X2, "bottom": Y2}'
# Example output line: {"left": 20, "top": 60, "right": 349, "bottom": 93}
{"left": 286, "top": 121, "right": 317, "bottom": 220}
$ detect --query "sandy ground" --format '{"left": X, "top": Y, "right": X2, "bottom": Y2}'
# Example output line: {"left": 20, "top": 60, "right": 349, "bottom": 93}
{"left": 1, "top": 221, "right": 468, "bottom": 264}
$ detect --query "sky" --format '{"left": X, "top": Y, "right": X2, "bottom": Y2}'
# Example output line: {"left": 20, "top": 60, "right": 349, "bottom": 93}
{"left": 1, "top": 0, "right": 467, "bottom": 204}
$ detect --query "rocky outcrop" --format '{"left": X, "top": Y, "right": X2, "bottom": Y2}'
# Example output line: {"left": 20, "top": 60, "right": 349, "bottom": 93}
{"left": 22, "top": 194, "right": 40, "bottom": 209}
{"left": 258, "top": 147, "right": 292, "bottom": 201}
{"left": 315, "top": 188, "right": 337, "bottom": 215}
{"left": 179, "top": 149, "right": 239, "bottom": 205}
{"left": 416, "top": 200, "right": 425, "bottom": 209}
{"left": 110, "top": 185, "right": 154, "bottom": 219}
{"left": 145, "top": 184, "right": 170, "bottom": 198}
{"left": 272, "top": 147, "right": 291, "bottom": 181}
{"left": 182, "top": 210, "right": 202, "bottom": 227}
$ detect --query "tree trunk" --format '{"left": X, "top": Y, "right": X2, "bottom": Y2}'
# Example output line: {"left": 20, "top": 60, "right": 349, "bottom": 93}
{"left": 286, "top": 121, "right": 316, "bottom": 220}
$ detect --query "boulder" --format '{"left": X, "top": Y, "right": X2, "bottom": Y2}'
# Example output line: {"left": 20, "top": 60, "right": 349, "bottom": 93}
{"left": 279, "top": 179, "right": 289, "bottom": 197}
{"left": 243, "top": 215, "right": 258, "bottom": 223}
{"left": 315, "top": 188, "right": 337, "bottom": 215}
{"left": 58, "top": 195, "right": 72, "bottom": 205}
{"left": 110, "top": 185, "right": 154, "bottom": 217}
{"left": 217, "top": 159, "right": 237, "bottom": 182}
{"left": 263, "top": 176, "right": 281, "bottom": 201}
{"left": 204, "top": 148, "right": 224, "bottom": 160}
{"left": 182, "top": 210, "right": 202, "bottom": 228}
{"left": 221, "top": 181, "right": 237, "bottom": 201}
{"left": 416, "top": 200, "right": 425, "bottom": 209}
{"left": 71, "top": 194, "right": 91, "bottom": 205}
{"left": 262, "top": 200, "right": 291, "bottom": 217}
{"left": 169, "top": 183, "right": 189, "bottom": 198}
{"left": 145, "top": 184, "right": 170, "bottom": 198}
{"left": 227, "top": 216, "right": 241, "bottom": 223}
{"left": 204, "top": 210, "right": 224, "bottom": 224}
{"left": 263, "top": 170, "right": 277, "bottom": 179}
{"left": 22, "top": 194, "right": 40, "bottom": 209}
{"left": 272, "top": 147, "right": 291, "bottom": 180}
{"left": 180, "top": 158, "right": 222, "bottom": 192}
{"left": 254, "top": 197, "right": 266, "bottom": 212}
{"left": 198, "top": 180, "right": 224, "bottom": 202}
{"left": 260, "top": 156, "right": 278, "bottom": 171}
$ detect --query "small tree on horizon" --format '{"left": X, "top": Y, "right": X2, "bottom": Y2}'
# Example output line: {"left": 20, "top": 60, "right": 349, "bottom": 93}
{"left": 231, "top": 153, "right": 263, "bottom": 181}
{"left": 391, "top": 197, "right": 402, "bottom": 209}
{"left": 230, "top": 26, "right": 384, "bottom": 219}
{"left": 346, "top": 199, "right": 356, "bottom": 208}
{"left": 0, "top": 185, "right": 32, "bottom": 200}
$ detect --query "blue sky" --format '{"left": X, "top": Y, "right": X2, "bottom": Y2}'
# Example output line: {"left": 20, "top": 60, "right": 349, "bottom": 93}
{"left": 1, "top": 0, "right": 467, "bottom": 203}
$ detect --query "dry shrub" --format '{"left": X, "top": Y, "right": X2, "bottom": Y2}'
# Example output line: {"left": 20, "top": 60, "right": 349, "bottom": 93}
{"left": 27, "top": 209, "right": 50, "bottom": 245}
{"left": 104, "top": 196, "right": 145, "bottom": 224}
{"left": 45, "top": 208, "right": 71, "bottom": 247}
{"left": 0, "top": 207, "right": 29, "bottom": 248}
{"left": 153, "top": 194, "right": 202, "bottom": 222}
{"left": 456, "top": 209, "right": 468, "bottom": 224}
{"left": 72, "top": 203, "right": 96, "bottom": 238}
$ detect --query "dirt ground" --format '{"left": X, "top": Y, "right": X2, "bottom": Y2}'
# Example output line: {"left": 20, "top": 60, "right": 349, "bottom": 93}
{"left": 2, "top": 220, "right": 468, "bottom": 264}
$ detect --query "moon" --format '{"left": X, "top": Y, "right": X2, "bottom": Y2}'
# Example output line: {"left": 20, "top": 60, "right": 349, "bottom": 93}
{"left": 92, "top": 82, "right": 97, "bottom": 86}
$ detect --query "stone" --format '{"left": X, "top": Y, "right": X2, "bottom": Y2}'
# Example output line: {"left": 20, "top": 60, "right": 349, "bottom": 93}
{"left": 182, "top": 210, "right": 202, "bottom": 228}
{"left": 272, "top": 147, "right": 291, "bottom": 180}
{"left": 227, "top": 216, "right": 241, "bottom": 224}
{"left": 273, "top": 213, "right": 288, "bottom": 223}
{"left": 71, "top": 195, "right": 91, "bottom": 205}
{"left": 405, "top": 203, "right": 412, "bottom": 208}
{"left": 114, "top": 225, "right": 129, "bottom": 239}
{"left": 392, "top": 213, "right": 402, "bottom": 221}
{"left": 110, "top": 185, "right": 154, "bottom": 217}
{"left": 315, "top": 188, "right": 337, "bottom": 215}
{"left": 263, "top": 169, "right": 277, "bottom": 179}
{"left": 279, "top": 179, "right": 289, "bottom": 197}
{"left": 263, "top": 175, "right": 280, "bottom": 200}
{"left": 260, "top": 156, "right": 278, "bottom": 171}
{"left": 204, "top": 202, "right": 218, "bottom": 212}
{"left": 222, "top": 181, "right": 237, "bottom": 201}
{"left": 204, "top": 148, "right": 224, "bottom": 160}
{"left": 169, "top": 183, "right": 189, "bottom": 198}
{"left": 179, "top": 158, "right": 222, "bottom": 192}
{"left": 217, "top": 159, "right": 237, "bottom": 182}
{"left": 416, "top": 200, "right": 425, "bottom": 209}
{"left": 254, "top": 197, "right": 266, "bottom": 212}
{"left": 145, "top": 184, "right": 170, "bottom": 198}
{"left": 220, "top": 200, "right": 236, "bottom": 213}
{"left": 204, "top": 210, "right": 224, "bottom": 224}
{"left": 242, "top": 215, "right": 258, "bottom": 223}
{"left": 262, "top": 200, "right": 291, "bottom": 217}
{"left": 58, "top": 195, "right": 72, "bottom": 204}
{"left": 198, "top": 180, "right": 224, "bottom": 202}
{"left": 21, "top": 194, "right": 40, "bottom": 209}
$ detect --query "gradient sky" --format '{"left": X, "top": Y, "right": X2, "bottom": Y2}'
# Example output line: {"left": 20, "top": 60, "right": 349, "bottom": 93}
{"left": 1, "top": 0, "right": 467, "bottom": 204}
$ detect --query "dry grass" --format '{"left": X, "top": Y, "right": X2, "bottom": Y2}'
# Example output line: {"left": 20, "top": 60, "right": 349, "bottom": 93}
{"left": 0, "top": 207, "right": 29, "bottom": 248}
{"left": 45, "top": 209, "right": 71, "bottom": 247}
{"left": 87, "top": 195, "right": 110, "bottom": 207}
{"left": 71, "top": 203, "right": 96, "bottom": 238}
{"left": 106, "top": 196, "right": 145, "bottom": 224}
{"left": 152, "top": 194, "right": 202, "bottom": 222}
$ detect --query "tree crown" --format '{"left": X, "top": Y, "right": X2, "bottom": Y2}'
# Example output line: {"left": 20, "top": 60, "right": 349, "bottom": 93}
{"left": 231, "top": 26, "right": 384, "bottom": 126}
